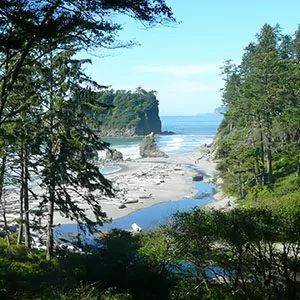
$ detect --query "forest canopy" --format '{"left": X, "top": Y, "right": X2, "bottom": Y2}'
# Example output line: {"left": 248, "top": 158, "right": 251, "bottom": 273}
{"left": 216, "top": 24, "right": 300, "bottom": 207}
{"left": 93, "top": 87, "right": 162, "bottom": 135}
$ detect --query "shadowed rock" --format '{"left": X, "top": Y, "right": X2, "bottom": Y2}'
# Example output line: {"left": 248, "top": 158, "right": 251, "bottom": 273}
{"left": 193, "top": 174, "right": 204, "bottom": 181}
{"left": 139, "top": 132, "right": 168, "bottom": 158}
{"left": 106, "top": 148, "right": 123, "bottom": 161}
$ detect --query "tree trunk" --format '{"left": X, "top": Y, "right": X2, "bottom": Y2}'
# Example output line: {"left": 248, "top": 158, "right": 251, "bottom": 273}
{"left": 237, "top": 163, "right": 245, "bottom": 199}
{"left": 266, "top": 115, "right": 273, "bottom": 185}
{"left": 46, "top": 51, "right": 55, "bottom": 260}
{"left": 23, "top": 146, "right": 31, "bottom": 248}
{"left": 46, "top": 180, "right": 55, "bottom": 260}
{"left": 46, "top": 147, "right": 55, "bottom": 260}
{"left": 46, "top": 198, "right": 54, "bottom": 260}
{"left": 0, "top": 155, "right": 10, "bottom": 246}
{"left": 266, "top": 141, "right": 273, "bottom": 184}
{"left": 259, "top": 120, "right": 266, "bottom": 185}
{"left": 17, "top": 149, "right": 24, "bottom": 245}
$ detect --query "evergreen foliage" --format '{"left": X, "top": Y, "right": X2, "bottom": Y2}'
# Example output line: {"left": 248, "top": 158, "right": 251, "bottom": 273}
{"left": 216, "top": 24, "right": 300, "bottom": 202}
{"left": 0, "top": 0, "right": 175, "bottom": 259}
{"left": 95, "top": 87, "right": 161, "bottom": 132}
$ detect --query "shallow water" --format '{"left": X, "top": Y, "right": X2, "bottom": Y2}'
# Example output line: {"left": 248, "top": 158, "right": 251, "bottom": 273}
{"left": 98, "top": 165, "right": 122, "bottom": 175}
{"left": 55, "top": 180, "right": 215, "bottom": 242}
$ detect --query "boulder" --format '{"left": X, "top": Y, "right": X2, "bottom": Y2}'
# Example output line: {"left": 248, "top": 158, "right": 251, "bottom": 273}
{"left": 106, "top": 148, "right": 123, "bottom": 161}
{"left": 160, "top": 130, "right": 175, "bottom": 135}
{"left": 139, "top": 132, "right": 168, "bottom": 158}
{"left": 193, "top": 174, "right": 204, "bottom": 181}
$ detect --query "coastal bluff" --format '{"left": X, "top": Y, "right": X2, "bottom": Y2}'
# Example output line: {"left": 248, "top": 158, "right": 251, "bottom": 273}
{"left": 95, "top": 87, "right": 162, "bottom": 136}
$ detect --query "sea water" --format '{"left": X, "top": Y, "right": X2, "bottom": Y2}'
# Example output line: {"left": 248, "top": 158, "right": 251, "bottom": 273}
{"left": 159, "top": 115, "right": 222, "bottom": 154}
{"left": 98, "top": 114, "right": 222, "bottom": 164}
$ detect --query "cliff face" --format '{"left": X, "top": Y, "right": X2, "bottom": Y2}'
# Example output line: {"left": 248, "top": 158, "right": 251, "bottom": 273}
{"left": 135, "top": 104, "right": 161, "bottom": 135}
{"left": 97, "top": 88, "right": 162, "bottom": 136}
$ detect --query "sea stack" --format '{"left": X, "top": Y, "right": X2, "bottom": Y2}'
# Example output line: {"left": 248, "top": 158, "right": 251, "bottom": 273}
{"left": 139, "top": 132, "right": 168, "bottom": 158}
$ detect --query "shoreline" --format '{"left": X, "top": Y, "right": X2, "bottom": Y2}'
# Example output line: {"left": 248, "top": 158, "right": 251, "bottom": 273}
{"left": 1, "top": 147, "right": 234, "bottom": 229}
{"left": 54, "top": 148, "right": 234, "bottom": 225}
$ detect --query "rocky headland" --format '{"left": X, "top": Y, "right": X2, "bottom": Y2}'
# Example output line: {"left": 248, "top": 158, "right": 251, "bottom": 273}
{"left": 95, "top": 88, "right": 162, "bottom": 136}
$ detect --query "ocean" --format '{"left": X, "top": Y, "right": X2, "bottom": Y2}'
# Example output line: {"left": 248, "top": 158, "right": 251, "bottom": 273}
{"left": 98, "top": 114, "right": 222, "bottom": 166}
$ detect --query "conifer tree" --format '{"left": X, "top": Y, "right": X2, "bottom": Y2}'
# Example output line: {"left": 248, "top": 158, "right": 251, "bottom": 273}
{"left": 217, "top": 24, "right": 300, "bottom": 199}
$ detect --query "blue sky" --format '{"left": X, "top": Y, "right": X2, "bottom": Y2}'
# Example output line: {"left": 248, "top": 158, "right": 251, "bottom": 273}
{"left": 83, "top": 0, "right": 300, "bottom": 116}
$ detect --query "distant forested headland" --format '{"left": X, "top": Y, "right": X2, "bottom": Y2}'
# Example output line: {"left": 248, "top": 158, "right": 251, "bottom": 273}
{"left": 94, "top": 87, "right": 162, "bottom": 136}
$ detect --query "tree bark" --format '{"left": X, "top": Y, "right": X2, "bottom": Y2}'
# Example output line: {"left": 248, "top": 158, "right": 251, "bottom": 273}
{"left": 266, "top": 115, "right": 273, "bottom": 185}
{"left": 0, "top": 155, "right": 10, "bottom": 246}
{"left": 17, "top": 149, "right": 24, "bottom": 245}
{"left": 23, "top": 146, "right": 31, "bottom": 248}
{"left": 259, "top": 119, "right": 266, "bottom": 185}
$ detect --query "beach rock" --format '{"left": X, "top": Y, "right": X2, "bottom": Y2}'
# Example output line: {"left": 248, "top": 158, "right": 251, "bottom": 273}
{"left": 118, "top": 204, "right": 126, "bottom": 209}
{"left": 203, "top": 177, "right": 212, "bottom": 183}
{"left": 139, "top": 132, "right": 168, "bottom": 158}
{"left": 174, "top": 167, "right": 183, "bottom": 171}
{"left": 193, "top": 174, "right": 204, "bottom": 181}
{"left": 106, "top": 148, "right": 123, "bottom": 161}
{"left": 160, "top": 130, "right": 175, "bottom": 135}
{"left": 194, "top": 192, "right": 211, "bottom": 199}
{"left": 175, "top": 171, "right": 184, "bottom": 176}
{"left": 98, "top": 90, "right": 162, "bottom": 136}
{"left": 213, "top": 191, "right": 225, "bottom": 200}
{"left": 216, "top": 177, "right": 224, "bottom": 186}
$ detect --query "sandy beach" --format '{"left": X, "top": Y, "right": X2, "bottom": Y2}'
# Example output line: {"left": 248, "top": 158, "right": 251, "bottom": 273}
{"left": 54, "top": 148, "right": 234, "bottom": 225}
{"left": 0, "top": 147, "right": 234, "bottom": 230}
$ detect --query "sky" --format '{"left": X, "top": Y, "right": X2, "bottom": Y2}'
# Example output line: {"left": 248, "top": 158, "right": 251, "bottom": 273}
{"left": 82, "top": 0, "right": 300, "bottom": 116}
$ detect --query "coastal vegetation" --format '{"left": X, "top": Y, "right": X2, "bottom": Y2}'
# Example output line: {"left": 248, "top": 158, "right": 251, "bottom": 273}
{"left": 0, "top": 0, "right": 174, "bottom": 260}
{"left": 94, "top": 87, "right": 162, "bottom": 136}
{"left": 0, "top": 1, "right": 299, "bottom": 298}
{"left": 216, "top": 24, "right": 300, "bottom": 211}
{"left": 1, "top": 207, "right": 299, "bottom": 299}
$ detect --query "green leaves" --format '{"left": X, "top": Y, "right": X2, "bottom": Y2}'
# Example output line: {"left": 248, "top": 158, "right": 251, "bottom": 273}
{"left": 166, "top": 206, "right": 300, "bottom": 299}
{"left": 96, "top": 88, "right": 160, "bottom": 133}
{"left": 217, "top": 24, "right": 300, "bottom": 199}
